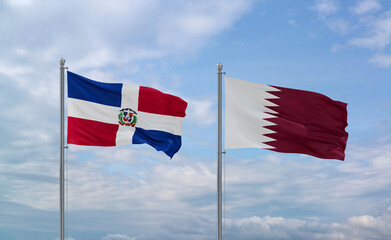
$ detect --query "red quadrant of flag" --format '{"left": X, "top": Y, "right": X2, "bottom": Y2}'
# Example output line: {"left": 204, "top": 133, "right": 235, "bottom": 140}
{"left": 68, "top": 117, "right": 119, "bottom": 146}
{"left": 138, "top": 86, "right": 187, "bottom": 117}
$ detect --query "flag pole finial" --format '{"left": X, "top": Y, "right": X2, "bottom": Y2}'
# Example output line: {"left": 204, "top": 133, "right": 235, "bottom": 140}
{"left": 217, "top": 63, "right": 223, "bottom": 71}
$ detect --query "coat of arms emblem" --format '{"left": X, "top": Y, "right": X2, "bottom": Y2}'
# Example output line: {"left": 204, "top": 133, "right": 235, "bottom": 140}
{"left": 118, "top": 108, "right": 137, "bottom": 127}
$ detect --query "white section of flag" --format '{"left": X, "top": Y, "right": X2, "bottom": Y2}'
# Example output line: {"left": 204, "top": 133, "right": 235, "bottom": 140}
{"left": 68, "top": 98, "right": 184, "bottom": 135}
{"left": 121, "top": 83, "right": 139, "bottom": 109}
{"left": 116, "top": 84, "right": 139, "bottom": 145}
{"left": 116, "top": 125, "right": 136, "bottom": 145}
{"left": 68, "top": 98, "right": 119, "bottom": 124}
{"left": 137, "top": 112, "right": 183, "bottom": 135}
{"left": 224, "top": 76, "right": 280, "bottom": 149}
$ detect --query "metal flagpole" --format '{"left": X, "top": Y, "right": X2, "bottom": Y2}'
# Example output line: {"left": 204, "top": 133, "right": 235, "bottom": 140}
{"left": 217, "top": 63, "right": 223, "bottom": 240}
{"left": 59, "top": 58, "right": 66, "bottom": 240}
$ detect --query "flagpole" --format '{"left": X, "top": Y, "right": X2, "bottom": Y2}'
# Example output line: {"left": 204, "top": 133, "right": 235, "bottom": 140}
{"left": 59, "top": 58, "right": 66, "bottom": 240}
{"left": 217, "top": 63, "right": 223, "bottom": 240}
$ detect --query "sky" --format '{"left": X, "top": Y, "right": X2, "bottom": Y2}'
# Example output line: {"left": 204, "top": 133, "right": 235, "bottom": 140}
{"left": 0, "top": 0, "right": 390, "bottom": 239}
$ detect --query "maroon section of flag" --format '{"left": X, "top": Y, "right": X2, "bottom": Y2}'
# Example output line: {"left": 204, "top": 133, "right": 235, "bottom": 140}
{"left": 264, "top": 86, "right": 348, "bottom": 160}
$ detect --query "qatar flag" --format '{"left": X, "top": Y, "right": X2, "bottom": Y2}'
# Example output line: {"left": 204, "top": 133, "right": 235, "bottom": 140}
{"left": 67, "top": 71, "right": 187, "bottom": 158}
{"left": 225, "top": 77, "right": 348, "bottom": 160}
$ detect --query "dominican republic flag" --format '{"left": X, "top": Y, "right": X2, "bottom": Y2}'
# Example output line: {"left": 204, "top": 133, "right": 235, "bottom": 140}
{"left": 67, "top": 71, "right": 188, "bottom": 158}
{"left": 225, "top": 77, "right": 348, "bottom": 160}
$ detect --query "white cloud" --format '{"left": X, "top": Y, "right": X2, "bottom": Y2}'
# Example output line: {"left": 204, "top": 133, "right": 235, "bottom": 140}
{"left": 0, "top": 148, "right": 216, "bottom": 211}
{"left": 229, "top": 215, "right": 306, "bottom": 229}
{"left": 331, "top": 43, "right": 347, "bottom": 52}
{"left": 186, "top": 98, "right": 215, "bottom": 126}
{"left": 288, "top": 19, "right": 297, "bottom": 27}
{"left": 224, "top": 206, "right": 391, "bottom": 240}
{"left": 312, "top": 0, "right": 338, "bottom": 18}
{"left": 222, "top": 142, "right": 391, "bottom": 217}
{"left": 319, "top": 2, "right": 391, "bottom": 67}
{"left": 225, "top": 215, "right": 306, "bottom": 240}
{"left": 348, "top": 11, "right": 391, "bottom": 49}
{"left": 156, "top": 1, "right": 251, "bottom": 50}
{"left": 0, "top": 61, "right": 33, "bottom": 77}
{"left": 351, "top": 0, "right": 381, "bottom": 15}
{"left": 102, "top": 234, "right": 138, "bottom": 240}
{"left": 326, "top": 18, "right": 351, "bottom": 35}
{"left": 5, "top": 0, "right": 33, "bottom": 8}
{"left": 0, "top": 0, "right": 252, "bottom": 211}
{"left": 324, "top": 206, "right": 391, "bottom": 239}
{"left": 2, "top": 139, "right": 390, "bottom": 239}
{"left": 369, "top": 53, "right": 391, "bottom": 68}
{"left": 0, "top": 0, "right": 252, "bottom": 99}
{"left": 73, "top": 48, "right": 116, "bottom": 70}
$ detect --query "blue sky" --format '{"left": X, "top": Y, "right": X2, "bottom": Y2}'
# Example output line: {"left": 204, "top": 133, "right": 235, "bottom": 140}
{"left": 0, "top": 0, "right": 390, "bottom": 239}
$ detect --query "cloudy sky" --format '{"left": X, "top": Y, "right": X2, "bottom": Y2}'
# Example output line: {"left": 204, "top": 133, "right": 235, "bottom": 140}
{"left": 1, "top": 0, "right": 390, "bottom": 239}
